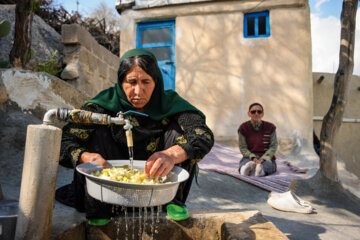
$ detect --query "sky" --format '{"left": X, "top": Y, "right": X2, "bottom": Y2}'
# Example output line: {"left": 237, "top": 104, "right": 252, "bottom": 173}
{"left": 57, "top": 0, "right": 360, "bottom": 75}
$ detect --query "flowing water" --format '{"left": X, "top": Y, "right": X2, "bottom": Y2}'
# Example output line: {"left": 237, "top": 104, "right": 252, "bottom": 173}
{"left": 111, "top": 206, "right": 163, "bottom": 240}
{"left": 132, "top": 207, "right": 135, "bottom": 240}
{"left": 155, "top": 205, "right": 161, "bottom": 234}
{"left": 144, "top": 207, "right": 148, "bottom": 236}
{"left": 138, "top": 207, "right": 142, "bottom": 239}
{"left": 123, "top": 206, "right": 129, "bottom": 240}
{"left": 151, "top": 207, "right": 155, "bottom": 239}
{"left": 111, "top": 205, "right": 121, "bottom": 240}
{"left": 128, "top": 146, "right": 134, "bottom": 173}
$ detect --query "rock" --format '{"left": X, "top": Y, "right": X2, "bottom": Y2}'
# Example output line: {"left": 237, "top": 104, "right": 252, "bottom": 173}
{"left": 0, "top": 68, "right": 89, "bottom": 119}
{"left": 61, "top": 61, "right": 80, "bottom": 80}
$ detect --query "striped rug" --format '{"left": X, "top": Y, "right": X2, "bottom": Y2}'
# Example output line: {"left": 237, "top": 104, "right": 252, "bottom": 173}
{"left": 198, "top": 143, "right": 308, "bottom": 193}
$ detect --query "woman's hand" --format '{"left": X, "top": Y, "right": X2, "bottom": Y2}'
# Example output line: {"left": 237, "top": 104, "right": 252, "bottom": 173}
{"left": 79, "top": 152, "right": 111, "bottom": 168}
{"left": 145, "top": 145, "right": 188, "bottom": 177}
{"left": 145, "top": 151, "right": 175, "bottom": 177}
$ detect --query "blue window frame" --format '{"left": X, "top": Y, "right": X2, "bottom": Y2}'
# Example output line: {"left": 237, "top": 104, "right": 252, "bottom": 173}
{"left": 244, "top": 10, "right": 270, "bottom": 38}
{"left": 136, "top": 20, "right": 176, "bottom": 90}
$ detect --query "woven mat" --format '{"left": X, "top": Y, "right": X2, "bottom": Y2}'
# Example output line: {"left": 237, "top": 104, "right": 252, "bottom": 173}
{"left": 198, "top": 143, "right": 308, "bottom": 193}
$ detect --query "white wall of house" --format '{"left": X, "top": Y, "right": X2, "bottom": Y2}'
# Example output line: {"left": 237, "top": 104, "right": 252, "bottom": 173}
{"left": 118, "top": 0, "right": 315, "bottom": 156}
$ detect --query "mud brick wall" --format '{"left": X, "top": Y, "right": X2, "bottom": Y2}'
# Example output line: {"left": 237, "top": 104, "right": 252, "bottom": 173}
{"left": 61, "top": 24, "right": 120, "bottom": 98}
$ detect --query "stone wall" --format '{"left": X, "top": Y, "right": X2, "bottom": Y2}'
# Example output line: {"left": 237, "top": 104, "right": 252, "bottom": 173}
{"left": 61, "top": 24, "right": 120, "bottom": 98}
{"left": 313, "top": 72, "right": 360, "bottom": 178}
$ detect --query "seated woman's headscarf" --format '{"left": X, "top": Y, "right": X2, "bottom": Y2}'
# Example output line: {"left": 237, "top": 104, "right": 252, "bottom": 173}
{"left": 86, "top": 48, "right": 205, "bottom": 120}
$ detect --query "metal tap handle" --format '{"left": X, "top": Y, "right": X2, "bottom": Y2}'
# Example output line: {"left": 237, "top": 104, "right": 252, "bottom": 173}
{"left": 56, "top": 108, "right": 126, "bottom": 125}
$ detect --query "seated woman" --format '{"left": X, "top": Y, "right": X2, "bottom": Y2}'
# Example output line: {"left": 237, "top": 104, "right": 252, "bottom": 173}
{"left": 237, "top": 103, "right": 278, "bottom": 177}
{"left": 58, "top": 49, "right": 214, "bottom": 224}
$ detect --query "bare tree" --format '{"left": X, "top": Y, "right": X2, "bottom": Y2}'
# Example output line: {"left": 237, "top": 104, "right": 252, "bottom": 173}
{"left": 89, "top": 1, "right": 120, "bottom": 33}
{"left": 291, "top": 0, "right": 358, "bottom": 204}
{"left": 9, "top": 0, "right": 33, "bottom": 68}
{"left": 319, "top": 0, "right": 358, "bottom": 182}
{"left": 85, "top": 1, "right": 120, "bottom": 55}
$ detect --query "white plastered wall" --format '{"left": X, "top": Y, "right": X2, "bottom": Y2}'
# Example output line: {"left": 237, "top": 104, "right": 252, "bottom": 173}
{"left": 119, "top": 0, "right": 315, "bottom": 156}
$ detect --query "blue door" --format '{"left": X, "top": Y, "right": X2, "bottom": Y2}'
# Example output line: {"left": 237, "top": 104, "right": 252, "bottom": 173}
{"left": 136, "top": 20, "right": 175, "bottom": 90}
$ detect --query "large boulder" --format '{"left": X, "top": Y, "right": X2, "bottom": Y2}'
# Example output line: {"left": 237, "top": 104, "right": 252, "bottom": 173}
{"left": 0, "top": 69, "right": 89, "bottom": 119}
{"left": 0, "top": 4, "right": 63, "bottom": 64}
{"left": 0, "top": 68, "right": 89, "bottom": 200}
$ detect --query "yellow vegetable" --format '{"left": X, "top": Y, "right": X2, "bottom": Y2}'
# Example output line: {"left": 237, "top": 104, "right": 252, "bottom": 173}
{"left": 92, "top": 165, "right": 166, "bottom": 184}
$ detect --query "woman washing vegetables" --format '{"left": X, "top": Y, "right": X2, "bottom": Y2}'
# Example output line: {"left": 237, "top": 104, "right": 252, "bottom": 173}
{"left": 57, "top": 49, "right": 214, "bottom": 224}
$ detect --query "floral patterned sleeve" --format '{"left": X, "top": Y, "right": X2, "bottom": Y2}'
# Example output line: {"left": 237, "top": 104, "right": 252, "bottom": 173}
{"left": 59, "top": 103, "right": 108, "bottom": 168}
{"left": 174, "top": 111, "right": 214, "bottom": 164}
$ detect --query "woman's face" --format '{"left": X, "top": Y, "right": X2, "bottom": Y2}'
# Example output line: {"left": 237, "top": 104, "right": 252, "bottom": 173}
{"left": 248, "top": 105, "right": 264, "bottom": 125}
{"left": 122, "top": 65, "right": 156, "bottom": 110}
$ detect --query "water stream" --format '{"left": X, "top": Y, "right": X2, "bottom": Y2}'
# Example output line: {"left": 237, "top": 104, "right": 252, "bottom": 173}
{"left": 111, "top": 206, "right": 163, "bottom": 240}
{"left": 138, "top": 207, "right": 142, "bottom": 239}
{"left": 128, "top": 146, "right": 134, "bottom": 173}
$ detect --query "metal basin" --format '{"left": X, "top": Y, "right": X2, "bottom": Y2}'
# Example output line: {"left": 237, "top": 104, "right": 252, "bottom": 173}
{"left": 76, "top": 160, "right": 189, "bottom": 207}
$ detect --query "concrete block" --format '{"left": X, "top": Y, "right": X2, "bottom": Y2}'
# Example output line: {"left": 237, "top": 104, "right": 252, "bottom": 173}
{"left": 98, "top": 62, "right": 108, "bottom": 79}
{"left": 76, "top": 71, "right": 93, "bottom": 96}
{"left": 79, "top": 47, "right": 91, "bottom": 68}
{"left": 93, "top": 57, "right": 102, "bottom": 74}
{"left": 50, "top": 78, "right": 90, "bottom": 106}
{"left": 62, "top": 24, "right": 94, "bottom": 51}
{"left": 63, "top": 54, "right": 78, "bottom": 65}
{"left": 62, "top": 24, "right": 82, "bottom": 44}
{"left": 99, "top": 45, "right": 110, "bottom": 63}
{"left": 89, "top": 37, "right": 101, "bottom": 54}
{"left": 81, "top": 34, "right": 97, "bottom": 53}
{"left": 102, "top": 48, "right": 120, "bottom": 67}
{"left": 88, "top": 54, "right": 96, "bottom": 73}
{"left": 63, "top": 44, "right": 81, "bottom": 55}
{"left": 108, "top": 68, "right": 118, "bottom": 85}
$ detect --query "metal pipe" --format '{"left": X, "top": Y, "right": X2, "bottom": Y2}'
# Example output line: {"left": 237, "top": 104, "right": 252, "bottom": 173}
{"left": 42, "top": 108, "right": 129, "bottom": 125}
{"left": 313, "top": 116, "right": 360, "bottom": 123}
{"left": 42, "top": 108, "right": 57, "bottom": 125}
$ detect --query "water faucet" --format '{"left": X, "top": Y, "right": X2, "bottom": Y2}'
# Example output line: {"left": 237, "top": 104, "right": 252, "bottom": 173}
{"left": 43, "top": 108, "right": 131, "bottom": 126}
{"left": 43, "top": 108, "right": 134, "bottom": 143}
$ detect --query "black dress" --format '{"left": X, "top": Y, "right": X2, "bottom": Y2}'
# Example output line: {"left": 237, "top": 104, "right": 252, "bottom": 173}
{"left": 57, "top": 103, "right": 214, "bottom": 218}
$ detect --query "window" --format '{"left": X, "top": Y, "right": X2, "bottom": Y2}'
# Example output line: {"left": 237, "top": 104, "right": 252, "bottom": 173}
{"left": 244, "top": 11, "right": 270, "bottom": 38}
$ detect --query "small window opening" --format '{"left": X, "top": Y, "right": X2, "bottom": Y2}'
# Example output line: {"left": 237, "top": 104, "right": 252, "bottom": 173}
{"left": 244, "top": 10, "right": 270, "bottom": 38}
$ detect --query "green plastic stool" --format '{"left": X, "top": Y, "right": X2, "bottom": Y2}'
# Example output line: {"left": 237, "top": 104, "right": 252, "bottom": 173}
{"left": 166, "top": 204, "right": 189, "bottom": 221}
{"left": 88, "top": 218, "right": 111, "bottom": 226}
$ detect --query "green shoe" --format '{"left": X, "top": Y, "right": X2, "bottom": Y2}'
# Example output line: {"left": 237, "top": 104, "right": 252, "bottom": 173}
{"left": 88, "top": 218, "right": 111, "bottom": 226}
{"left": 166, "top": 204, "right": 189, "bottom": 221}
